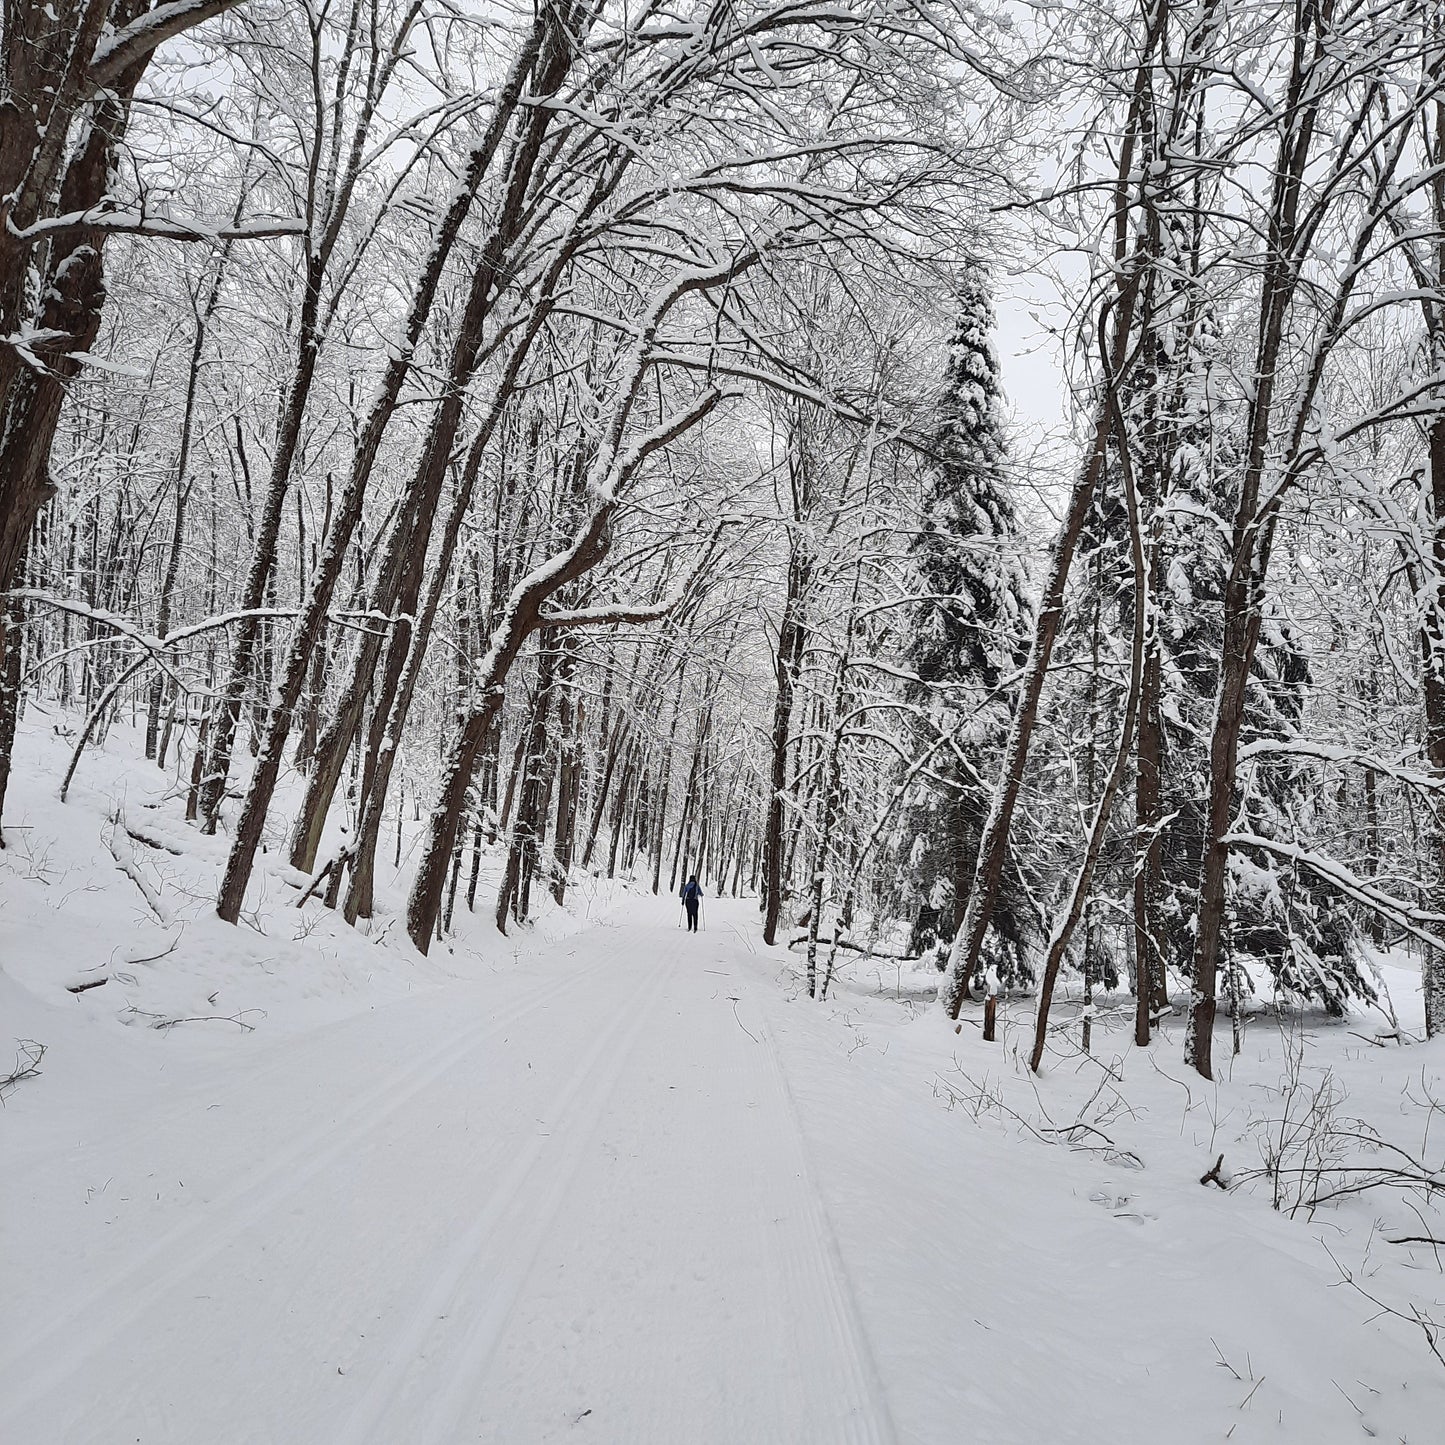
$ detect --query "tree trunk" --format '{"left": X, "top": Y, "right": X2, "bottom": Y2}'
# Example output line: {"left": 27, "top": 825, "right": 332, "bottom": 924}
{"left": 0, "top": 1, "right": 246, "bottom": 828}
{"left": 550, "top": 639, "right": 582, "bottom": 906}
{"left": 196, "top": 2, "right": 508, "bottom": 828}
{"left": 147, "top": 247, "right": 231, "bottom": 760}
{"left": 1133, "top": 618, "right": 1165, "bottom": 1044}
{"left": 214, "top": 22, "right": 561, "bottom": 921}
{"left": 1185, "top": 7, "right": 1328, "bottom": 1078}
{"left": 1422, "top": 411, "right": 1445, "bottom": 1038}
{"left": 762, "top": 545, "right": 809, "bottom": 944}
{"left": 939, "top": 0, "right": 1172, "bottom": 1016}
{"left": 497, "top": 637, "right": 560, "bottom": 930}
{"left": 650, "top": 684, "right": 686, "bottom": 894}
{"left": 1030, "top": 413, "right": 1148, "bottom": 1072}
{"left": 1417, "top": 98, "right": 1445, "bottom": 1038}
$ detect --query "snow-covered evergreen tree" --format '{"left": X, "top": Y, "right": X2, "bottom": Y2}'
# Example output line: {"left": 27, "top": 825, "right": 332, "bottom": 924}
{"left": 901, "top": 267, "right": 1031, "bottom": 980}
{"left": 1153, "top": 405, "right": 1373, "bottom": 1015}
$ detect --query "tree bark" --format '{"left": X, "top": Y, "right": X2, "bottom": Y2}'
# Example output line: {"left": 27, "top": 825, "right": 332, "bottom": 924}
{"left": 1419, "top": 411, "right": 1445, "bottom": 1037}
{"left": 215, "top": 16, "right": 563, "bottom": 922}
{"left": 195, "top": 2, "right": 440, "bottom": 824}
{"left": 762, "top": 544, "right": 809, "bottom": 945}
{"left": 146, "top": 243, "right": 231, "bottom": 759}
{"left": 939, "top": 0, "right": 1172, "bottom": 1017}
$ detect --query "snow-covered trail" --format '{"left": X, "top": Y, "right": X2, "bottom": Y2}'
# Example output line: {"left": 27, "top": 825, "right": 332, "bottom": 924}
{"left": 11, "top": 892, "right": 1444, "bottom": 1444}
{"left": 0, "top": 905, "right": 893, "bottom": 1444}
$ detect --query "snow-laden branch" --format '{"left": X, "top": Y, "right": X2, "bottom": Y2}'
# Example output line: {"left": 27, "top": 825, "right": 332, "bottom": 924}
{"left": 1223, "top": 833, "right": 1445, "bottom": 952}
{"left": 1237, "top": 739, "right": 1445, "bottom": 794}
{"left": 8, "top": 591, "right": 391, "bottom": 663}
{"left": 22, "top": 593, "right": 390, "bottom": 805}
{"left": 7, "top": 207, "right": 304, "bottom": 245}
{"left": 90, "top": 0, "right": 245, "bottom": 91}
{"left": 538, "top": 525, "right": 727, "bottom": 631}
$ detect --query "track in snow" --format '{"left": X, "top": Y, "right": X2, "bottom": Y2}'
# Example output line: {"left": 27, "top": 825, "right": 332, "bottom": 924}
{"left": 1, "top": 910, "right": 893, "bottom": 1443}
{"left": 446, "top": 924, "right": 896, "bottom": 1445}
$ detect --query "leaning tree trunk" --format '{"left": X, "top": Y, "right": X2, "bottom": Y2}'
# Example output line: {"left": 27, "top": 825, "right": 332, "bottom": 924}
{"left": 287, "top": 21, "right": 584, "bottom": 868}
{"left": 209, "top": 8, "right": 557, "bottom": 858}
{"left": 214, "top": 20, "right": 566, "bottom": 922}
{"left": 407, "top": 508, "right": 615, "bottom": 949}
{"left": 196, "top": 1, "right": 467, "bottom": 827}
{"left": 339, "top": 303, "right": 558, "bottom": 921}
{"left": 939, "top": 0, "right": 1174, "bottom": 1016}
{"left": 404, "top": 267, "right": 735, "bottom": 951}
{"left": 938, "top": 356, "right": 1135, "bottom": 1017}
{"left": 1029, "top": 387, "right": 1148, "bottom": 1072}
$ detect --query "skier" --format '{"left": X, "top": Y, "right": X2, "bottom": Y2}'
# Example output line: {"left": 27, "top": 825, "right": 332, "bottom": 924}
{"left": 681, "top": 875, "right": 703, "bottom": 933}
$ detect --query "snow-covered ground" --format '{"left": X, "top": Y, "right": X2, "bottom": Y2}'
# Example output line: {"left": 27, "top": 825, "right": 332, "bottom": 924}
{"left": 4, "top": 717, "right": 1445, "bottom": 1442}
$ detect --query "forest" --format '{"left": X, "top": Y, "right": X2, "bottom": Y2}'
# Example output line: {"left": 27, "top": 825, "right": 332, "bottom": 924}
{"left": 4, "top": 1, "right": 1445, "bottom": 1073}
{"left": 8, "top": 3, "right": 1445, "bottom": 1439}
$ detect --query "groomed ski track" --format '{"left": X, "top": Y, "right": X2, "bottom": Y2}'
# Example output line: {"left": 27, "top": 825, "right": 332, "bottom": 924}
{"left": 0, "top": 902, "right": 896, "bottom": 1444}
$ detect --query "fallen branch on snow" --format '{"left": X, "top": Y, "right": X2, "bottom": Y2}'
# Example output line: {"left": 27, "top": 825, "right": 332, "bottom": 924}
{"left": 0, "top": 1040, "right": 45, "bottom": 1100}
{"left": 934, "top": 1069, "right": 1145, "bottom": 1170}
{"left": 123, "top": 1006, "right": 264, "bottom": 1034}
{"left": 786, "top": 931, "right": 916, "bottom": 962}
{"left": 103, "top": 811, "right": 170, "bottom": 923}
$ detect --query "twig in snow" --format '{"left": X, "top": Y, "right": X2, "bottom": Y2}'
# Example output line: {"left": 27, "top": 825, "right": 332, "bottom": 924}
{"left": 936, "top": 1068, "right": 1144, "bottom": 1168}
{"left": 727, "top": 996, "right": 759, "bottom": 1043}
{"left": 1211, "top": 1339, "right": 1242, "bottom": 1381}
{"left": 1325, "top": 1244, "right": 1445, "bottom": 1373}
{"left": 125, "top": 934, "right": 181, "bottom": 966}
{"left": 1330, "top": 1380, "right": 1362, "bottom": 1415}
{"left": 1345, "top": 1031, "right": 1390, "bottom": 1049}
{"left": 0, "top": 1040, "right": 45, "bottom": 1100}
{"left": 124, "top": 1006, "right": 264, "bottom": 1033}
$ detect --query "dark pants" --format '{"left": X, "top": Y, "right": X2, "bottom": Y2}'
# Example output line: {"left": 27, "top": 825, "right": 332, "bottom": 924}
{"left": 685, "top": 900, "right": 699, "bottom": 932}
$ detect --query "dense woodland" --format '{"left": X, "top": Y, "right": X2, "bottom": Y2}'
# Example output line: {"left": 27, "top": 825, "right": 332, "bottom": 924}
{"left": 4, "top": 0, "right": 1445, "bottom": 1082}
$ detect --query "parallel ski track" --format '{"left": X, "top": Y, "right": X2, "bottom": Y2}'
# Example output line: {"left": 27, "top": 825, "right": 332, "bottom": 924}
{"left": 750, "top": 989, "right": 898, "bottom": 1445}
{"left": 441, "top": 961, "right": 897, "bottom": 1445}
{"left": 335, "top": 952, "right": 672, "bottom": 1445}
{"left": 6, "top": 929, "right": 896, "bottom": 1444}
{"left": 0, "top": 962, "right": 601, "bottom": 1426}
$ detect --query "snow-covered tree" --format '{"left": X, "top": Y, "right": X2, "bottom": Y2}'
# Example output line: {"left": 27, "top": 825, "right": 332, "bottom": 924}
{"left": 902, "top": 268, "right": 1031, "bottom": 984}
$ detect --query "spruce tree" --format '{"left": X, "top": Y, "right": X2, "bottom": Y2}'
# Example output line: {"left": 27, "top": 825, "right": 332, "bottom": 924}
{"left": 1152, "top": 406, "right": 1373, "bottom": 1015}
{"left": 902, "top": 267, "right": 1031, "bottom": 981}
